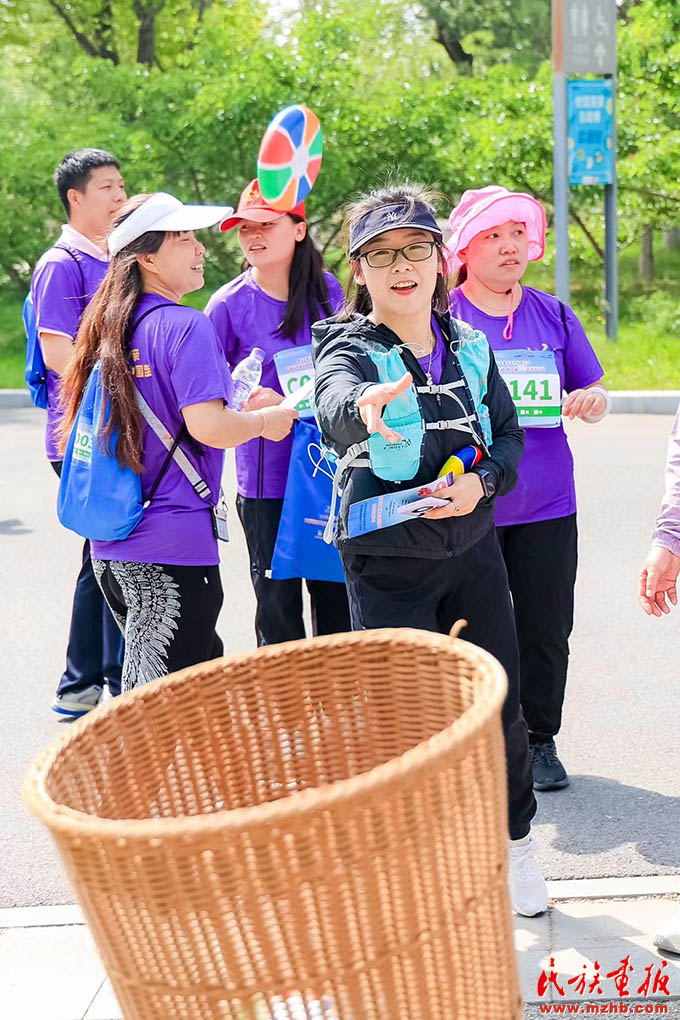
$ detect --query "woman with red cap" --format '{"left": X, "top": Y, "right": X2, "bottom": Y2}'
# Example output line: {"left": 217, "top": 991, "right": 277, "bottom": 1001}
{"left": 205, "top": 181, "right": 350, "bottom": 646}
{"left": 448, "top": 186, "right": 610, "bottom": 793}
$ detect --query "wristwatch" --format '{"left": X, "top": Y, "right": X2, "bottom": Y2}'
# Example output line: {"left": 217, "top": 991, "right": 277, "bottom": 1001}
{"left": 475, "top": 469, "right": 496, "bottom": 499}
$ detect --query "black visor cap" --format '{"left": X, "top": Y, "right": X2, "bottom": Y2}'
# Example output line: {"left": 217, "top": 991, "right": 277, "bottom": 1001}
{"left": 349, "top": 201, "right": 443, "bottom": 257}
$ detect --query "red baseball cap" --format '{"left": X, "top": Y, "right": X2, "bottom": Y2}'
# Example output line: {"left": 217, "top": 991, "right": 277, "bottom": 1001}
{"left": 220, "top": 179, "right": 306, "bottom": 231}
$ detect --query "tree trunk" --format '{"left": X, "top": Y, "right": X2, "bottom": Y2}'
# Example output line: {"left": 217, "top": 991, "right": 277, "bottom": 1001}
{"left": 94, "top": 0, "right": 119, "bottom": 64}
{"left": 639, "top": 225, "right": 654, "bottom": 281}
{"left": 134, "top": 1, "right": 166, "bottom": 66}
{"left": 434, "top": 20, "right": 473, "bottom": 73}
{"left": 136, "top": 8, "right": 156, "bottom": 65}
{"left": 663, "top": 227, "right": 680, "bottom": 251}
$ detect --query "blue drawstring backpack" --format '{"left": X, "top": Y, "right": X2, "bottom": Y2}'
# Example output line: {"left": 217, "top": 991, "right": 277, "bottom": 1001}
{"left": 24, "top": 243, "right": 87, "bottom": 409}
{"left": 58, "top": 303, "right": 216, "bottom": 543}
{"left": 57, "top": 362, "right": 144, "bottom": 541}
{"left": 22, "top": 293, "right": 48, "bottom": 409}
{"left": 270, "top": 419, "right": 345, "bottom": 582}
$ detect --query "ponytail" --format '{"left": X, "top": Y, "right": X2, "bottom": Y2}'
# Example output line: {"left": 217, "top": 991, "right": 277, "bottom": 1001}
{"left": 57, "top": 195, "right": 165, "bottom": 472}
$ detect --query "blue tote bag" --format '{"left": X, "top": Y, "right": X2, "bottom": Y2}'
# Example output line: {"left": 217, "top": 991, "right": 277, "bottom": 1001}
{"left": 58, "top": 362, "right": 144, "bottom": 541}
{"left": 270, "top": 419, "right": 345, "bottom": 582}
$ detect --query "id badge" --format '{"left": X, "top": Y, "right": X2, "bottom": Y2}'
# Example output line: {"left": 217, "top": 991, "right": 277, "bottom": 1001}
{"left": 495, "top": 348, "right": 562, "bottom": 428}
{"left": 211, "top": 496, "right": 229, "bottom": 543}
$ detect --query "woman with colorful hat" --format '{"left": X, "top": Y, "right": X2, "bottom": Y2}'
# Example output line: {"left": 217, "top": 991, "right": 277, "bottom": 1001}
{"left": 448, "top": 186, "right": 611, "bottom": 793}
{"left": 312, "top": 182, "right": 548, "bottom": 917}
{"left": 205, "top": 181, "right": 351, "bottom": 647}
{"left": 57, "top": 192, "right": 297, "bottom": 692}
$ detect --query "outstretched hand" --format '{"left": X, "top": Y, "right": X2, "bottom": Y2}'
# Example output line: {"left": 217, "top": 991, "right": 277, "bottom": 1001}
{"left": 356, "top": 372, "right": 413, "bottom": 443}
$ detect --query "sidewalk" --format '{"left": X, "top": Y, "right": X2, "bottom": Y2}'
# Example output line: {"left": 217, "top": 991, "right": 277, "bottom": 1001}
{"left": 2, "top": 880, "right": 679, "bottom": 1020}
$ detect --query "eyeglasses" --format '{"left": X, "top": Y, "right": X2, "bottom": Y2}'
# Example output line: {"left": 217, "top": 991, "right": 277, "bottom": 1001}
{"left": 357, "top": 241, "right": 437, "bottom": 269}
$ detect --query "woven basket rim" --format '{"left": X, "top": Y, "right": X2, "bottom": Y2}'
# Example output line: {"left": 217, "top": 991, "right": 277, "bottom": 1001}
{"left": 24, "top": 628, "right": 507, "bottom": 841}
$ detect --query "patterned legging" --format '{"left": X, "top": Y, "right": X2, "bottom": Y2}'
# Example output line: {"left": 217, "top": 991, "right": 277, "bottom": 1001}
{"left": 92, "top": 560, "right": 223, "bottom": 692}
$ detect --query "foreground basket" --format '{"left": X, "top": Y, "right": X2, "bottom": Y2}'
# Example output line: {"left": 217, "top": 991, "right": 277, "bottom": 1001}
{"left": 24, "top": 627, "right": 521, "bottom": 1020}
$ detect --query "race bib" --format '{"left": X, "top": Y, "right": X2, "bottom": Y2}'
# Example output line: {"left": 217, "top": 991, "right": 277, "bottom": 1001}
{"left": 495, "top": 349, "right": 561, "bottom": 428}
{"left": 273, "top": 345, "right": 314, "bottom": 418}
{"left": 73, "top": 420, "right": 93, "bottom": 464}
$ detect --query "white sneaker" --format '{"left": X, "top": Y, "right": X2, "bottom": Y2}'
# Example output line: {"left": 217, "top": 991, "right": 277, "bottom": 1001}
{"left": 654, "top": 906, "right": 680, "bottom": 954}
{"left": 508, "top": 834, "right": 548, "bottom": 917}
{"left": 51, "top": 684, "right": 103, "bottom": 717}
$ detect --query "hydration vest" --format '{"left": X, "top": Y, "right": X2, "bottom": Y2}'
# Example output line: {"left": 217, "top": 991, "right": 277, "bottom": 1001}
{"left": 322, "top": 318, "right": 493, "bottom": 543}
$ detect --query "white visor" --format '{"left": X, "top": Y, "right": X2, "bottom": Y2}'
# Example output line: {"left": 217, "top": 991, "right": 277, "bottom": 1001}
{"left": 108, "top": 192, "right": 234, "bottom": 256}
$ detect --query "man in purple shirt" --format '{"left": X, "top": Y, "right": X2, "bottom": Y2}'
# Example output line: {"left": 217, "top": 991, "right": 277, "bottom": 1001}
{"left": 30, "top": 148, "right": 127, "bottom": 716}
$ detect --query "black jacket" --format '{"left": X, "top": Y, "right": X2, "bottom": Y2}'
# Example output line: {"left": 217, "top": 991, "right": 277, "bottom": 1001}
{"left": 312, "top": 311, "right": 524, "bottom": 559}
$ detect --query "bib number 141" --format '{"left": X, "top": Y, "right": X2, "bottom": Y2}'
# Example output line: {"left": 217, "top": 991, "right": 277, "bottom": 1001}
{"left": 495, "top": 349, "right": 562, "bottom": 428}
{"left": 507, "top": 378, "right": 553, "bottom": 403}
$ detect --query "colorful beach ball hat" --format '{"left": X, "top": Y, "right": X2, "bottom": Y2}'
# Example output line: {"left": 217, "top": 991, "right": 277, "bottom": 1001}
{"left": 257, "top": 104, "right": 323, "bottom": 212}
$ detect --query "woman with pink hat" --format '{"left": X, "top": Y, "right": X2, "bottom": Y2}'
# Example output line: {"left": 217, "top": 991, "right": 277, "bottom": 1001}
{"left": 448, "top": 186, "right": 610, "bottom": 793}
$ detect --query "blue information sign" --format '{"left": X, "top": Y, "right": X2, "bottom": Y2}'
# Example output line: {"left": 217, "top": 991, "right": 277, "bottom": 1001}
{"left": 567, "top": 79, "right": 614, "bottom": 186}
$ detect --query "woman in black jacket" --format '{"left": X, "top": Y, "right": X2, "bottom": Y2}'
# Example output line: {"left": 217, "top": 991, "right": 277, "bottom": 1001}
{"left": 312, "top": 183, "right": 546, "bottom": 917}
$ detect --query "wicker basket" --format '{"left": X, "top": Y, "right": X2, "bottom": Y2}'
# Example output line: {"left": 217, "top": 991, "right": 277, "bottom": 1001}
{"left": 24, "top": 627, "right": 521, "bottom": 1020}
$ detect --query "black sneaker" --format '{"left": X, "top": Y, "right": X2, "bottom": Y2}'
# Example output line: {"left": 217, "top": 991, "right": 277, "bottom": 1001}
{"left": 530, "top": 740, "right": 569, "bottom": 791}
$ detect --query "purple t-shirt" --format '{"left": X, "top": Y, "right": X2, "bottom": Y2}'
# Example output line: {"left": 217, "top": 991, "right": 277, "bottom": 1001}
{"left": 415, "top": 318, "right": 446, "bottom": 385}
{"left": 92, "top": 295, "right": 233, "bottom": 566}
{"left": 450, "top": 285, "right": 604, "bottom": 525}
{"left": 205, "top": 269, "right": 344, "bottom": 499}
{"left": 31, "top": 245, "right": 108, "bottom": 461}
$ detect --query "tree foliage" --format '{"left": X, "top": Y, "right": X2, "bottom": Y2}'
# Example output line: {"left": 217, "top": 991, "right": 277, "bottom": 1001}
{"left": 0, "top": 0, "right": 678, "bottom": 290}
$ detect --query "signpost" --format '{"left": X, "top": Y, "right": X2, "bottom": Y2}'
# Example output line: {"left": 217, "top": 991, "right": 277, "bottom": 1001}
{"left": 552, "top": 0, "right": 618, "bottom": 339}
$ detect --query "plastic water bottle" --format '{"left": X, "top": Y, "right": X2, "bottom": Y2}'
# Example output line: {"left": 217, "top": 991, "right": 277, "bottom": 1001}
{"left": 231, "top": 347, "right": 265, "bottom": 410}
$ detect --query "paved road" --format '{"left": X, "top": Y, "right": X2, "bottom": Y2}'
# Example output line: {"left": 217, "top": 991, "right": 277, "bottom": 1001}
{"left": 1, "top": 407, "right": 679, "bottom": 908}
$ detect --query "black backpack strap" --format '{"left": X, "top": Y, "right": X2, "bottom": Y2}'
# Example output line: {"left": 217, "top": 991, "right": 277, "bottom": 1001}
{"left": 129, "top": 301, "right": 210, "bottom": 505}
{"left": 129, "top": 302, "right": 205, "bottom": 462}
{"left": 130, "top": 301, "right": 177, "bottom": 334}
{"left": 559, "top": 300, "right": 569, "bottom": 339}
{"left": 54, "top": 243, "right": 88, "bottom": 309}
{"left": 144, "top": 423, "right": 189, "bottom": 507}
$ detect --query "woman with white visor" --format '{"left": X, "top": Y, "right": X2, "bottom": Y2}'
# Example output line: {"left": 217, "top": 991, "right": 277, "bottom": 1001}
{"left": 58, "top": 192, "right": 297, "bottom": 691}
{"left": 448, "top": 186, "right": 610, "bottom": 792}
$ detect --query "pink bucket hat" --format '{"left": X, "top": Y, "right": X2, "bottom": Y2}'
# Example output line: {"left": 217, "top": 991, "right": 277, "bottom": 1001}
{"left": 445, "top": 185, "right": 547, "bottom": 271}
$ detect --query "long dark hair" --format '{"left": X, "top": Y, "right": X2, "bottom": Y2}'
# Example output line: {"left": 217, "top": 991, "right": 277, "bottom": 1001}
{"left": 58, "top": 194, "right": 166, "bottom": 472}
{"left": 241, "top": 214, "right": 332, "bottom": 339}
{"left": 340, "top": 182, "right": 450, "bottom": 319}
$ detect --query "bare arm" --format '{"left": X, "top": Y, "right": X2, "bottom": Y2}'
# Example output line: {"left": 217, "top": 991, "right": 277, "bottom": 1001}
{"left": 39, "top": 332, "right": 74, "bottom": 375}
{"left": 182, "top": 400, "right": 297, "bottom": 449}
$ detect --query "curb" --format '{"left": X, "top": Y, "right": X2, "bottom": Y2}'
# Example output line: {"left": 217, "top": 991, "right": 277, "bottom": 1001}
{"left": 2, "top": 390, "right": 679, "bottom": 413}
{"left": 3, "top": 876, "right": 679, "bottom": 929}
{"left": 611, "top": 390, "right": 680, "bottom": 414}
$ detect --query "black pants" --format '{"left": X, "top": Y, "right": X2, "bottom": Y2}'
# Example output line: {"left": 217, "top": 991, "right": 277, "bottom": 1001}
{"left": 93, "top": 560, "right": 223, "bottom": 693}
{"left": 342, "top": 528, "right": 536, "bottom": 840}
{"left": 496, "top": 513, "right": 578, "bottom": 743}
{"left": 51, "top": 460, "right": 124, "bottom": 697}
{"left": 236, "top": 495, "right": 351, "bottom": 647}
